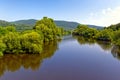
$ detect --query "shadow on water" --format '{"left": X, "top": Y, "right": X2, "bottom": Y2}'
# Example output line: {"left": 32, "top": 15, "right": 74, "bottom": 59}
{"left": 0, "top": 41, "right": 59, "bottom": 77}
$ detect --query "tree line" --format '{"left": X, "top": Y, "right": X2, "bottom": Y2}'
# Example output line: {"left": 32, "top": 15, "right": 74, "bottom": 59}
{"left": 72, "top": 24, "right": 120, "bottom": 46}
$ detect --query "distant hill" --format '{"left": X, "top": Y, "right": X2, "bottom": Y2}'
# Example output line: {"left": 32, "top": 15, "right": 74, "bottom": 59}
{"left": 0, "top": 20, "right": 14, "bottom": 27}
{"left": 0, "top": 19, "right": 103, "bottom": 31}
{"left": 87, "top": 25, "right": 103, "bottom": 30}
{"left": 54, "top": 21, "right": 79, "bottom": 29}
{"left": 12, "top": 19, "right": 103, "bottom": 30}
{"left": 11, "top": 19, "right": 37, "bottom": 26}
{"left": 0, "top": 20, "right": 34, "bottom": 31}
{"left": 11, "top": 19, "right": 79, "bottom": 30}
{"left": 55, "top": 21, "right": 103, "bottom": 30}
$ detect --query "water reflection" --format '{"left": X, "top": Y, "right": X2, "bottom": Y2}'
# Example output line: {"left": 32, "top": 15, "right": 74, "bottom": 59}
{"left": 111, "top": 46, "right": 120, "bottom": 60}
{"left": 0, "top": 41, "right": 59, "bottom": 77}
{"left": 73, "top": 36, "right": 96, "bottom": 45}
{"left": 73, "top": 36, "right": 112, "bottom": 50}
{"left": 74, "top": 36, "right": 120, "bottom": 60}
{"left": 96, "top": 41, "right": 112, "bottom": 51}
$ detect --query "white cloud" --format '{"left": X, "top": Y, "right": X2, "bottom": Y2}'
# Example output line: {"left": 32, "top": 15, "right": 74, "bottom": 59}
{"left": 82, "top": 7, "right": 120, "bottom": 27}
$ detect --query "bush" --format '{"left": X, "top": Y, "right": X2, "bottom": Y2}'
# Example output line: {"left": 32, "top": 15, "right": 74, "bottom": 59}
{"left": 21, "top": 31, "right": 43, "bottom": 53}
{"left": 3, "top": 32, "right": 21, "bottom": 53}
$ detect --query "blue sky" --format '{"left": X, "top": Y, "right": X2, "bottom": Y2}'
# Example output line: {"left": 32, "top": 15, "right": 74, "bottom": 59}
{"left": 1, "top": 0, "right": 120, "bottom": 26}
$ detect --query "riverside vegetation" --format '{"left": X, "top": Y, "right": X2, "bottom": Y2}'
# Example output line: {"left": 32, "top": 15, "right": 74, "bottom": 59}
{"left": 0, "top": 17, "right": 64, "bottom": 56}
{"left": 72, "top": 24, "right": 120, "bottom": 46}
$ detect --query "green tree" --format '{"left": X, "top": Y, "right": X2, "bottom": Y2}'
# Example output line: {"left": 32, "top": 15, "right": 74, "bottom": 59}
{"left": 73, "top": 24, "right": 98, "bottom": 38}
{"left": 0, "top": 40, "right": 6, "bottom": 56}
{"left": 95, "top": 29, "right": 113, "bottom": 41}
{"left": 2, "top": 32, "right": 21, "bottom": 53}
{"left": 34, "top": 17, "right": 63, "bottom": 41}
{"left": 21, "top": 31, "right": 43, "bottom": 53}
{"left": 5, "top": 26, "right": 16, "bottom": 32}
{"left": 113, "top": 30, "right": 120, "bottom": 46}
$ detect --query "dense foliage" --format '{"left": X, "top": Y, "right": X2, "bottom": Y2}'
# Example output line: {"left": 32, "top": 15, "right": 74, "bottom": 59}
{"left": 106, "top": 23, "right": 120, "bottom": 31}
{"left": 34, "top": 17, "right": 64, "bottom": 41}
{"left": 72, "top": 24, "right": 120, "bottom": 46}
{"left": 73, "top": 25, "right": 98, "bottom": 38}
{"left": 0, "top": 17, "right": 63, "bottom": 56}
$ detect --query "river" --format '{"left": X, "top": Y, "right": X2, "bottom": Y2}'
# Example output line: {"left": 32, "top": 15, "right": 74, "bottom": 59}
{"left": 0, "top": 35, "right": 120, "bottom": 80}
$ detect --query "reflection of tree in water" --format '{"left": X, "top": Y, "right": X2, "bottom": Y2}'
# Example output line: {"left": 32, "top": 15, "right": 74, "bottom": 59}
{"left": 96, "top": 41, "right": 112, "bottom": 51}
{"left": 74, "top": 36, "right": 112, "bottom": 51}
{"left": 74, "top": 36, "right": 120, "bottom": 60}
{"left": 0, "top": 41, "right": 58, "bottom": 77}
{"left": 73, "top": 36, "right": 96, "bottom": 45}
{"left": 111, "top": 46, "right": 120, "bottom": 60}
